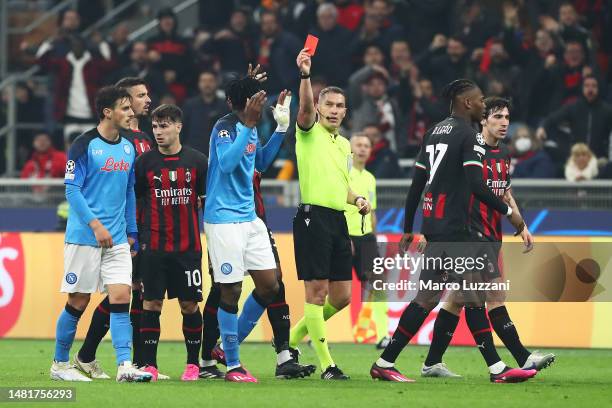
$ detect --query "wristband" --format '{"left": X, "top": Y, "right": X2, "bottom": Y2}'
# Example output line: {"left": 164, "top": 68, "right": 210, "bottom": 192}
{"left": 300, "top": 72, "right": 311, "bottom": 79}
{"left": 513, "top": 221, "right": 526, "bottom": 236}
{"left": 506, "top": 206, "right": 513, "bottom": 216}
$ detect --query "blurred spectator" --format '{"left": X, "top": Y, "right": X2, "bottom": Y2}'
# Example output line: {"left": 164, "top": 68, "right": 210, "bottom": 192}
{"left": 108, "top": 23, "right": 131, "bottom": 65}
{"left": 113, "top": 41, "right": 167, "bottom": 102}
{"left": 20, "top": 133, "right": 66, "bottom": 179}
{"left": 401, "top": 77, "right": 446, "bottom": 157}
{"left": 147, "top": 8, "right": 194, "bottom": 88}
{"left": 37, "top": 35, "right": 116, "bottom": 141}
{"left": 565, "top": 143, "right": 598, "bottom": 181}
{"left": 311, "top": 76, "right": 329, "bottom": 104}
{"left": 388, "top": 40, "right": 416, "bottom": 83}
{"left": 551, "top": 40, "right": 591, "bottom": 106}
{"left": 199, "top": 0, "right": 234, "bottom": 32}
{"left": 200, "top": 7, "right": 256, "bottom": 75}
{"left": 14, "top": 81, "right": 45, "bottom": 166}
{"left": 348, "top": 44, "right": 385, "bottom": 109}
{"left": 504, "top": 20, "right": 559, "bottom": 125}
{"left": 511, "top": 125, "right": 556, "bottom": 178}
{"left": 352, "top": 71, "right": 406, "bottom": 153}
{"left": 23, "top": 9, "right": 83, "bottom": 58}
{"left": 256, "top": 10, "right": 301, "bottom": 94}
{"left": 397, "top": 0, "right": 453, "bottom": 55}
{"left": 451, "top": 0, "right": 499, "bottom": 50}
{"left": 417, "top": 34, "right": 472, "bottom": 93}
{"left": 310, "top": 4, "right": 354, "bottom": 87}
{"left": 350, "top": 0, "right": 403, "bottom": 57}
{"left": 557, "top": 2, "right": 591, "bottom": 51}
{"left": 335, "top": 0, "right": 365, "bottom": 31}
{"left": 182, "top": 71, "right": 228, "bottom": 155}
{"left": 361, "top": 125, "right": 402, "bottom": 179}
{"left": 537, "top": 75, "right": 612, "bottom": 160}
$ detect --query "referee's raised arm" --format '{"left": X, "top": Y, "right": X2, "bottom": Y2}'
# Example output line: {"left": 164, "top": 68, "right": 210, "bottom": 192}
{"left": 296, "top": 48, "right": 316, "bottom": 130}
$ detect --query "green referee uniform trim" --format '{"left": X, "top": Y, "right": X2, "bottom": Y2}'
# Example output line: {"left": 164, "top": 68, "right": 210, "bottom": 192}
{"left": 296, "top": 122, "right": 352, "bottom": 211}
{"left": 344, "top": 167, "right": 377, "bottom": 236}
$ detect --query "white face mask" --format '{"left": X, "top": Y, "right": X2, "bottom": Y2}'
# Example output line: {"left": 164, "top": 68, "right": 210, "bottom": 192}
{"left": 515, "top": 137, "right": 532, "bottom": 153}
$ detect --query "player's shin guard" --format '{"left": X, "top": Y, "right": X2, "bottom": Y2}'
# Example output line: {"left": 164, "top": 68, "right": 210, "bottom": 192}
{"left": 78, "top": 297, "right": 110, "bottom": 363}
{"left": 380, "top": 302, "right": 429, "bottom": 364}
{"left": 465, "top": 306, "right": 502, "bottom": 367}
{"left": 109, "top": 303, "right": 132, "bottom": 365}
{"left": 130, "top": 290, "right": 143, "bottom": 366}
{"left": 304, "top": 303, "right": 334, "bottom": 370}
{"left": 424, "top": 308, "right": 460, "bottom": 366}
{"left": 267, "top": 281, "right": 291, "bottom": 354}
{"left": 54, "top": 304, "right": 83, "bottom": 362}
{"left": 182, "top": 309, "right": 203, "bottom": 365}
{"left": 488, "top": 306, "right": 531, "bottom": 367}
{"left": 202, "top": 285, "right": 220, "bottom": 363}
{"left": 140, "top": 310, "right": 161, "bottom": 367}
{"left": 218, "top": 302, "right": 240, "bottom": 369}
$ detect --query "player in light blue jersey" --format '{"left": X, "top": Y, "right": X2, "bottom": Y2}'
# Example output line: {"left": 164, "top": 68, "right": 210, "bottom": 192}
{"left": 50, "top": 86, "right": 152, "bottom": 383}
{"left": 204, "top": 74, "right": 312, "bottom": 382}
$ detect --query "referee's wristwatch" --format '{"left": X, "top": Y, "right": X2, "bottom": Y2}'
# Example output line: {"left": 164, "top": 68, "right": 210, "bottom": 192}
{"left": 300, "top": 71, "right": 310, "bottom": 79}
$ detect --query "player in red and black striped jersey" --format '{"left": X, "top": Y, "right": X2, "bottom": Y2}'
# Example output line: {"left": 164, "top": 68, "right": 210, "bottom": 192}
{"left": 75, "top": 77, "right": 156, "bottom": 378}
{"left": 134, "top": 104, "right": 208, "bottom": 382}
{"left": 422, "top": 97, "right": 554, "bottom": 379}
{"left": 371, "top": 80, "right": 536, "bottom": 384}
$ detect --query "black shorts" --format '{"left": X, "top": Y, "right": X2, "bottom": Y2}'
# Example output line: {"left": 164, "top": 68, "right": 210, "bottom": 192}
{"left": 132, "top": 252, "right": 142, "bottom": 282}
{"left": 474, "top": 239, "right": 502, "bottom": 281}
{"left": 350, "top": 233, "right": 378, "bottom": 282}
{"left": 293, "top": 204, "right": 352, "bottom": 281}
{"left": 139, "top": 250, "right": 203, "bottom": 301}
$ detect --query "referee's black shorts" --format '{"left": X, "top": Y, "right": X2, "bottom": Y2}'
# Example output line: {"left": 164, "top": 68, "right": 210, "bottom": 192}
{"left": 293, "top": 204, "right": 352, "bottom": 281}
{"left": 350, "top": 233, "right": 378, "bottom": 282}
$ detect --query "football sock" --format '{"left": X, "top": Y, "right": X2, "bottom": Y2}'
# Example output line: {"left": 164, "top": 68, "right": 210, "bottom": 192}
{"left": 130, "top": 290, "right": 143, "bottom": 366}
{"left": 237, "top": 291, "right": 266, "bottom": 343}
{"left": 182, "top": 309, "right": 202, "bottom": 365}
{"left": 78, "top": 297, "right": 110, "bottom": 363}
{"left": 303, "top": 303, "right": 334, "bottom": 370}
{"left": 218, "top": 302, "right": 240, "bottom": 369}
{"left": 201, "top": 285, "right": 220, "bottom": 363}
{"left": 266, "top": 281, "right": 291, "bottom": 356}
{"left": 289, "top": 298, "right": 339, "bottom": 348}
{"left": 109, "top": 303, "right": 132, "bottom": 365}
{"left": 140, "top": 310, "right": 161, "bottom": 367}
{"left": 372, "top": 301, "right": 389, "bottom": 342}
{"left": 380, "top": 302, "right": 429, "bottom": 364}
{"left": 54, "top": 304, "right": 83, "bottom": 362}
{"left": 424, "top": 308, "right": 460, "bottom": 366}
{"left": 488, "top": 306, "right": 531, "bottom": 367}
{"left": 465, "top": 306, "right": 502, "bottom": 368}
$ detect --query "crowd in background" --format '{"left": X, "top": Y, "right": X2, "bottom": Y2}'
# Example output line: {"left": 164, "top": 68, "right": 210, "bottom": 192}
{"left": 4, "top": 0, "right": 612, "bottom": 181}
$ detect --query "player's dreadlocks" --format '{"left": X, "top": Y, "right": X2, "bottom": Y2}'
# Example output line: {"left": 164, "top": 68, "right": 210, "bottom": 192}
{"left": 225, "top": 76, "right": 262, "bottom": 111}
{"left": 442, "top": 79, "right": 478, "bottom": 113}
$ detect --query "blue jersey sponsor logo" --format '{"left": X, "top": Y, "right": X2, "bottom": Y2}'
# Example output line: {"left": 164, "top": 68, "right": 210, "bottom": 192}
{"left": 65, "top": 272, "right": 78, "bottom": 284}
{"left": 221, "top": 263, "right": 233, "bottom": 275}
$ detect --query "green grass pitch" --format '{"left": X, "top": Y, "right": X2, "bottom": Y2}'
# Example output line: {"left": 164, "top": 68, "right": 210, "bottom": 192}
{"left": 1, "top": 339, "right": 611, "bottom": 408}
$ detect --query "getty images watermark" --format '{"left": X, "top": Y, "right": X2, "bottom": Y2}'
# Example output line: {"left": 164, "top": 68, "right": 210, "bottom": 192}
{"left": 371, "top": 252, "right": 511, "bottom": 292}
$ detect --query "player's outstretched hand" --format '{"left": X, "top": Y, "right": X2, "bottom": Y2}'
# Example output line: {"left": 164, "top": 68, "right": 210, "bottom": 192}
{"left": 520, "top": 227, "right": 534, "bottom": 253}
{"left": 247, "top": 63, "right": 267, "bottom": 83}
{"left": 296, "top": 48, "right": 311, "bottom": 75}
{"left": 244, "top": 90, "right": 267, "bottom": 128}
{"left": 272, "top": 89, "right": 292, "bottom": 132}
{"left": 92, "top": 221, "right": 113, "bottom": 248}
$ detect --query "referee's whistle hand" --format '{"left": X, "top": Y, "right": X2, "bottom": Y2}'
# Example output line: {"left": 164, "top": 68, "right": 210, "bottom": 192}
{"left": 357, "top": 198, "right": 371, "bottom": 215}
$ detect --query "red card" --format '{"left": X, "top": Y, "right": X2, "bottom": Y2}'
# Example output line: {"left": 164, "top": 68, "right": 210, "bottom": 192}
{"left": 304, "top": 34, "right": 319, "bottom": 56}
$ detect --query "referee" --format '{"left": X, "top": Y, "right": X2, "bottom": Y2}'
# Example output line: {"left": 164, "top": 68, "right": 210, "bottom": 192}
{"left": 288, "top": 48, "right": 371, "bottom": 380}
{"left": 345, "top": 134, "right": 388, "bottom": 349}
